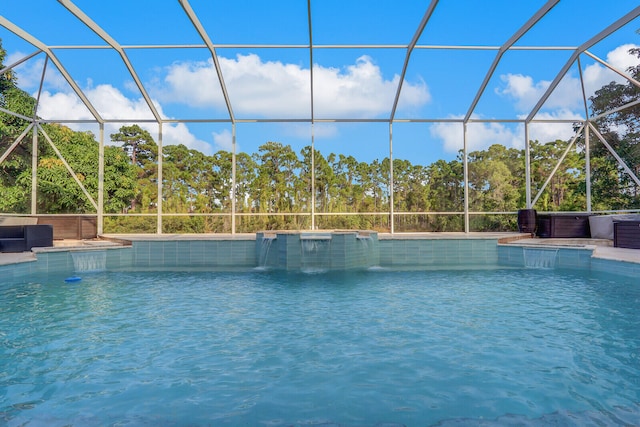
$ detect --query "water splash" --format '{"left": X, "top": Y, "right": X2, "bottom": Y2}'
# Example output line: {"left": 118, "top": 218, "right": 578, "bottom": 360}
{"left": 255, "top": 230, "right": 379, "bottom": 271}
{"left": 71, "top": 250, "right": 107, "bottom": 273}
{"left": 356, "top": 235, "right": 376, "bottom": 268}
{"left": 257, "top": 236, "right": 275, "bottom": 269}
{"left": 300, "top": 237, "right": 331, "bottom": 273}
{"left": 523, "top": 247, "right": 558, "bottom": 269}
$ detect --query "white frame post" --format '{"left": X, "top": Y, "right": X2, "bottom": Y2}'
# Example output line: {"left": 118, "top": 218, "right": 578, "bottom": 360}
{"left": 30, "top": 126, "right": 38, "bottom": 215}
{"left": 98, "top": 123, "right": 105, "bottom": 235}
{"left": 157, "top": 123, "right": 163, "bottom": 234}
{"left": 232, "top": 123, "right": 237, "bottom": 234}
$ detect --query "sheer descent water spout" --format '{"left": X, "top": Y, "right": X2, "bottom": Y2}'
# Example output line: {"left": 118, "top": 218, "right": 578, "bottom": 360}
{"left": 523, "top": 247, "right": 558, "bottom": 269}
{"left": 256, "top": 230, "right": 379, "bottom": 272}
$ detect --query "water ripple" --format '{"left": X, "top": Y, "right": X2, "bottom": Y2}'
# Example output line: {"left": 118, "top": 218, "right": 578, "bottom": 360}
{"left": 0, "top": 269, "right": 638, "bottom": 426}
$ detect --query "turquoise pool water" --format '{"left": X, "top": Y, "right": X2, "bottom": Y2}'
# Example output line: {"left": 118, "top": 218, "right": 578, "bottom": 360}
{"left": 1, "top": 268, "right": 639, "bottom": 426}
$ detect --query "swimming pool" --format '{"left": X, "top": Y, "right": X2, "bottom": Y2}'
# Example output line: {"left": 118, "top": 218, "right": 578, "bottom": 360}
{"left": 1, "top": 268, "right": 639, "bottom": 426}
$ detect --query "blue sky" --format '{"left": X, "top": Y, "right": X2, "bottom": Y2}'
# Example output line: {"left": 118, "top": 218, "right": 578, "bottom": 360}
{"left": 1, "top": 0, "right": 639, "bottom": 166}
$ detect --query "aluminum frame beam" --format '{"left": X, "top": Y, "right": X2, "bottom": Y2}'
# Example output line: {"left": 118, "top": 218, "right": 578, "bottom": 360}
{"left": 58, "top": 0, "right": 163, "bottom": 122}
{"left": 0, "top": 16, "right": 103, "bottom": 122}
{"left": 1, "top": 2, "right": 639, "bottom": 233}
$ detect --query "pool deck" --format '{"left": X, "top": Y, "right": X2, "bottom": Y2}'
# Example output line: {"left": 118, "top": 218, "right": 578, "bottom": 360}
{"left": 1, "top": 232, "right": 639, "bottom": 266}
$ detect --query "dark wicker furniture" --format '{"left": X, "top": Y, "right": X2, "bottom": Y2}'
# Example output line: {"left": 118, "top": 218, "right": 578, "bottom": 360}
{"left": 536, "top": 214, "right": 591, "bottom": 238}
{"left": 613, "top": 221, "right": 640, "bottom": 249}
{"left": 0, "top": 224, "right": 54, "bottom": 252}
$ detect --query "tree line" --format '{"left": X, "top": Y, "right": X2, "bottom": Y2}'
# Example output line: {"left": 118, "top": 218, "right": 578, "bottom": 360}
{"left": 1, "top": 41, "right": 639, "bottom": 233}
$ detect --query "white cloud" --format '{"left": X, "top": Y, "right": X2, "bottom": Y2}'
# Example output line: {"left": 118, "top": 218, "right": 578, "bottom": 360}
{"left": 154, "top": 54, "right": 430, "bottom": 118}
{"left": 497, "top": 74, "right": 550, "bottom": 112}
{"left": 8, "top": 44, "right": 636, "bottom": 159}
{"left": 35, "top": 86, "right": 214, "bottom": 154}
{"left": 277, "top": 122, "right": 339, "bottom": 140}
{"left": 526, "top": 110, "right": 584, "bottom": 144}
{"left": 497, "top": 44, "right": 639, "bottom": 115}
{"left": 156, "top": 58, "right": 226, "bottom": 109}
{"left": 582, "top": 43, "right": 639, "bottom": 96}
{"left": 312, "top": 55, "right": 430, "bottom": 117}
{"left": 429, "top": 111, "right": 583, "bottom": 154}
{"left": 312, "top": 123, "right": 339, "bottom": 138}
{"left": 11, "top": 51, "right": 430, "bottom": 120}
{"left": 7, "top": 51, "right": 69, "bottom": 92}
{"left": 35, "top": 91, "right": 94, "bottom": 120}
{"left": 430, "top": 117, "right": 523, "bottom": 153}
{"left": 429, "top": 120, "right": 464, "bottom": 153}
{"left": 87, "top": 84, "right": 157, "bottom": 121}
{"left": 163, "top": 122, "right": 214, "bottom": 155}
{"left": 212, "top": 129, "right": 234, "bottom": 152}
{"left": 605, "top": 43, "right": 639, "bottom": 71}
{"left": 35, "top": 84, "right": 155, "bottom": 121}
{"left": 222, "top": 54, "right": 311, "bottom": 117}
{"left": 497, "top": 73, "right": 585, "bottom": 113}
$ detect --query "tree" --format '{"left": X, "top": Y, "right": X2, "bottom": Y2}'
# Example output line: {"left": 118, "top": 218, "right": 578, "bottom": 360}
{"left": 110, "top": 125, "right": 157, "bottom": 167}
{"left": 0, "top": 42, "right": 39, "bottom": 213}
{"left": 252, "top": 142, "right": 302, "bottom": 224}
{"left": 163, "top": 144, "right": 214, "bottom": 213}
{"left": 586, "top": 47, "right": 640, "bottom": 210}
{"left": 527, "top": 140, "right": 584, "bottom": 212}
{"left": 300, "top": 146, "right": 336, "bottom": 213}
{"left": 465, "top": 144, "right": 522, "bottom": 230}
{"left": 110, "top": 125, "right": 158, "bottom": 212}
{"left": 103, "top": 144, "right": 137, "bottom": 213}
{"left": 425, "top": 159, "right": 463, "bottom": 231}
{"left": 7, "top": 41, "right": 639, "bottom": 232}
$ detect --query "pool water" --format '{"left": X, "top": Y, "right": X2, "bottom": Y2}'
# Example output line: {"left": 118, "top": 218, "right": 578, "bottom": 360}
{"left": 1, "top": 268, "right": 639, "bottom": 426}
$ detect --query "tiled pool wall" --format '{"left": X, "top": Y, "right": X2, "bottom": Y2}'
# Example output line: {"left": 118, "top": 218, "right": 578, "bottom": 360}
{"left": 379, "top": 238, "right": 498, "bottom": 269}
{"left": 590, "top": 256, "right": 640, "bottom": 277}
{"left": 256, "top": 231, "right": 379, "bottom": 271}
{"left": 1, "top": 237, "right": 639, "bottom": 279}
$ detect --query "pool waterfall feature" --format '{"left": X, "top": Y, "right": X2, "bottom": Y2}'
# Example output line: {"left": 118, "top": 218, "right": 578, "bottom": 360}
{"left": 256, "top": 230, "right": 379, "bottom": 271}
{"left": 523, "top": 247, "right": 559, "bottom": 269}
{"left": 71, "top": 249, "right": 107, "bottom": 273}
{"left": 2, "top": 232, "right": 639, "bottom": 280}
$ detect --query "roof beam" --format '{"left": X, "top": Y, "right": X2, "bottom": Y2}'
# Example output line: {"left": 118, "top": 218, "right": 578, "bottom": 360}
{"left": 526, "top": 5, "right": 640, "bottom": 122}
{"left": 583, "top": 50, "right": 640, "bottom": 89}
{"left": 0, "top": 15, "right": 104, "bottom": 123}
{"left": 178, "top": 0, "right": 236, "bottom": 123}
{"left": 58, "top": 0, "right": 163, "bottom": 122}
{"left": 308, "top": 0, "right": 315, "bottom": 123}
{"left": 0, "top": 49, "right": 42, "bottom": 75}
{"left": 389, "top": 0, "right": 438, "bottom": 121}
{"left": 464, "top": 0, "right": 559, "bottom": 122}
{"left": 0, "top": 123, "right": 34, "bottom": 165}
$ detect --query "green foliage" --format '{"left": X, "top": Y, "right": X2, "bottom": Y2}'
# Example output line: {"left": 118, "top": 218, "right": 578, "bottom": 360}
{"left": 110, "top": 124, "right": 157, "bottom": 167}
{"left": 529, "top": 140, "right": 584, "bottom": 212}
{"left": 585, "top": 47, "right": 640, "bottom": 211}
{"left": 0, "top": 43, "right": 37, "bottom": 212}
{"left": 104, "top": 216, "right": 156, "bottom": 234}
{"left": 104, "top": 146, "right": 137, "bottom": 213}
{"left": 1, "top": 40, "right": 639, "bottom": 233}
{"left": 252, "top": 141, "right": 303, "bottom": 215}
